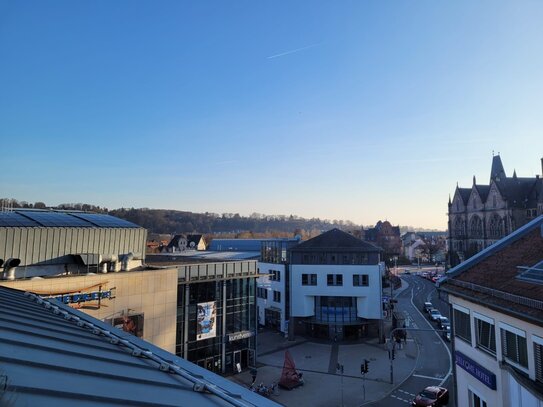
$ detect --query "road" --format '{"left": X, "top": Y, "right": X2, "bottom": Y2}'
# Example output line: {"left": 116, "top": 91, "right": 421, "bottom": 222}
{"left": 368, "top": 272, "right": 454, "bottom": 407}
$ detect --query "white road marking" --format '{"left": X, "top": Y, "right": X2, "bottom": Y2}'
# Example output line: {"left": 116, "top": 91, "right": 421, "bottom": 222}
{"left": 410, "top": 286, "right": 453, "bottom": 387}
{"left": 412, "top": 373, "right": 444, "bottom": 380}
{"left": 398, "top": 389, "right": 416, "bottom": 396}
{"left": 391, "top": 394, "right": 410, "bottom": 403}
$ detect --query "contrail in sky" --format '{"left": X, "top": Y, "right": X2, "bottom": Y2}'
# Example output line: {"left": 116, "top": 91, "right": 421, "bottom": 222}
{"left": 267, "top": 42, "right": 323, "bottom": 59}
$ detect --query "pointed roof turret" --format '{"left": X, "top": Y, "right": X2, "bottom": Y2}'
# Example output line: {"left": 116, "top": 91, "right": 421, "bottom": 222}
{"left": 513, "top": 169, "right": 517, "bottom": 179}
{"left": 490, "top": 154, "right": 506, "bottom": 182}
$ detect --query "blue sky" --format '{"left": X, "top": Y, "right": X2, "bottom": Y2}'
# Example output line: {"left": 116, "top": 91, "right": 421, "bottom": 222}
{"left": 1, "top": 1, "right": 542, "bottom": 229}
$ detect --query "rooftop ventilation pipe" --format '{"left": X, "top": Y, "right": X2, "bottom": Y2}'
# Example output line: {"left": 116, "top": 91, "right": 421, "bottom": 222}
{"left": 100, "top": 262, "right": 108, "bottom": 273}
{"left": 121, "top": 253, "right": 134, "bottom": 271}
{"left": 3, "top": 258, "right": 21, "bottom": 280}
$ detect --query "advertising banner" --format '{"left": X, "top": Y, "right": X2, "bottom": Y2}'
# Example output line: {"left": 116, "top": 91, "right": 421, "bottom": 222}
{"left": 106, "top": 313, "right": 144, "bottom": 338}
{"left": 197, "top": 301, "right": 216, "bottom": 341}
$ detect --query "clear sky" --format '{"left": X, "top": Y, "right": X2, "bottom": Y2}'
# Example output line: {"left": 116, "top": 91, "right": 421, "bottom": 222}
{"left": 1, "top": 1, "right": 542, "bottom": 230}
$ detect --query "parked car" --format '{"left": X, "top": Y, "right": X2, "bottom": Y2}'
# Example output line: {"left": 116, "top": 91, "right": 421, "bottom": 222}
{"left": 423, "top": 302, "right": 433, "bottom": 313}
{"left": 437, "top": 316, "right": 450, "bottom": 329}
{"left": 411, "top": 386, "right": 449, "bottom": 406}
{"left": 429, "top": 309, "right": 442, "bottom": 322}
{"left": 442, "top": 326, "right": 451, "bottom": 342}
{"left": 404, "top": 270, "right": 411, "bottom": 275}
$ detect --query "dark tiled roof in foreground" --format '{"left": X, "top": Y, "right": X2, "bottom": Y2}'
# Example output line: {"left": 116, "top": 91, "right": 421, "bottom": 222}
{"left": 0, "top": 286, "right": 278, "bottom": 407}
{"left": 439, "top": 215, "right": 543, "bottom": 324}
{"left": 290, "top": 228, "right": 382, "bottom": 252}
{"left": 0, "top": 209, "right": 141, "bottom": 228}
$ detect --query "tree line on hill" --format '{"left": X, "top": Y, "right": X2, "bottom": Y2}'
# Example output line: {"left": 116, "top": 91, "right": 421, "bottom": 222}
{"left": 1, "top": 198, "right": 444, "bottom": 239}
{"left": 1, "top": 199, "right": 360, "bottom": 236}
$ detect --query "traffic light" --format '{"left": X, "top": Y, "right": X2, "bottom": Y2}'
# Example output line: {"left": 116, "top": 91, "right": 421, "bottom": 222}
{"left": 361, "top": 359, "right": 370, "bottom": 374}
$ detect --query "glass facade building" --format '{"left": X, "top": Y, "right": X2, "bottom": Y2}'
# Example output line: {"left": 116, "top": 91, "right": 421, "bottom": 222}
{"left": 175, "top": 261, "right": 258, "bottom": 375}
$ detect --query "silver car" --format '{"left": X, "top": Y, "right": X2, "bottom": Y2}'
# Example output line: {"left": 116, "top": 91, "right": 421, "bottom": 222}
{"left": 429, "top": 309, "right": 442, "bottom": 322}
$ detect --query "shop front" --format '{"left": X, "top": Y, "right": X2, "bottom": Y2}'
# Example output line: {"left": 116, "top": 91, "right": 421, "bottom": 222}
{"left": 175, "top": 267, "right": 258, "bottom": 375}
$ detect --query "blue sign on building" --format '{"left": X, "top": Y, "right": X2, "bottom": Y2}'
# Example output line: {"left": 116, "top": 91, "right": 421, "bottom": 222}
{"left": 455, "top": 351, "right": 497, "bottom": 390}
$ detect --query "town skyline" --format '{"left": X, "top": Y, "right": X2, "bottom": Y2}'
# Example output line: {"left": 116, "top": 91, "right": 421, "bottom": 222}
{"left": 2, "top": 2, "right": 543, "bottom": 230}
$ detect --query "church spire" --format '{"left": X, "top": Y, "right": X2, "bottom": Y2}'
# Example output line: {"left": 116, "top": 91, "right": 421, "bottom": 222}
{"left": 490, "top": 154, "right": 506, "bottom": 182}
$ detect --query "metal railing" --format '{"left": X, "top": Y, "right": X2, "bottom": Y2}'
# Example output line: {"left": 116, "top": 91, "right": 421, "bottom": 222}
{"left": 447, "top": 279, "right": 543, "bottom": 311}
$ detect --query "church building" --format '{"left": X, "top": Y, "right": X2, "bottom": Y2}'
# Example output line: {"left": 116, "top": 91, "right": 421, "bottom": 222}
{"left": 448, "top": 155, "right": 543, "bottom": 266}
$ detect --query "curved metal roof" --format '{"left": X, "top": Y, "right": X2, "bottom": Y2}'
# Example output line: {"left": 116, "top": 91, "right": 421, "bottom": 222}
{"left": 0, "top": 286, "right": 277, "bottom": 407}
{"left": 0, "top": 210, "right": 141, "bottom": 228}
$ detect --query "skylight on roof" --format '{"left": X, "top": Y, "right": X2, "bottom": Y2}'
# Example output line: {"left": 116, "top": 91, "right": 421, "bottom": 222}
{"left": 517, "top": 260, "right": 543, "bottom": 284}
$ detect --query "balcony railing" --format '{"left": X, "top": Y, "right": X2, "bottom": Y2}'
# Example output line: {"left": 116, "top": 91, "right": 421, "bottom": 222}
{"left": 447, "top": 279, "right": 543, "bottom": 311}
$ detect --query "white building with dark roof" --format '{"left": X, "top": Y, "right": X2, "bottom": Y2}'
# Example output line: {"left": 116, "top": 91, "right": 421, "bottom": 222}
{"left": 439, "top": 215, "right": 543, "bottom": 407}
{"left": 257, "top": 229, "right": 385, "bottom": 341}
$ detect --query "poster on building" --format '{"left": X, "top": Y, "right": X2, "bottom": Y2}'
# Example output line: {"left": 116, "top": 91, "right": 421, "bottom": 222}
{"left": 105, "top": 313, "right": 144, "bottom": 338}
{"left": 197, "top": 301, "right": 216, "bottom": 341}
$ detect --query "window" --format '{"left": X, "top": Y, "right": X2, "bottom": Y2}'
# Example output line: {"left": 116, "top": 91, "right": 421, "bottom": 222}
{"left": 469, "top": 390, "right": 487, "bottom": 407}
{"left": 534, "top": 338, "right": 543, "bottom": 383}
{"left": 270, "top": 270, "right": 281, "bottom": 282}
{"left": 353, "top": 274, "right": 369, "bottom": 286}
{"left": 469, "top": 216, "right": 483, "bottom": 238}
{"left": 475, "top": 315, "right": 496, "bottom": 355}
{"left": 488, "top": 215, "right": 504, "bottom": 239}
{"left": 453, "top": 307, "right": 471, "bottom": 343}
{"left": 302, "top": 273, "right": 317, "bottom": 286}
{"left": 501, "top": 324, "right": 528, "bottom": 368}
{"left": 257, "top": 287, "right": 268, "bottom": 299}
{"left": 273, "top": 291, "right": 281, "bottom": 303}
{"left": 327, "top": 274, "right": 343, "bottom": 286}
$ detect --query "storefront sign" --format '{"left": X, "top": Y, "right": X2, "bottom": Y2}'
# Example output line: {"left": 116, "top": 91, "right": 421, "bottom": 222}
{"left": 44, "top": 289, "right": 114, "bottom": 305}
{"left": 455, "top": 351, "right": 496, "bottom": 390}
{"left": 228, "top": 330, "right": 255, "bottom": 342}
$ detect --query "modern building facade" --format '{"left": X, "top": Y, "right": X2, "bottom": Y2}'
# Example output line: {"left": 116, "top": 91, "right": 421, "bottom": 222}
{"left": 257, "top": 229, "right": 385, "bottom": 341}
{"left": 448, "top": 155, "right": 543, "bottom": 266}
{"left": 439, "top": 215, "right": 543, "bottom": 407}
{"left": 174, "top": 260, "right": 259, "bottom": 375}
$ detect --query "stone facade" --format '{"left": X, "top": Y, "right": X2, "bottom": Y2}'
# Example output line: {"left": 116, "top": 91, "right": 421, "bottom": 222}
{"left": 448, "top": 155, "right": 543, "bottom": 266}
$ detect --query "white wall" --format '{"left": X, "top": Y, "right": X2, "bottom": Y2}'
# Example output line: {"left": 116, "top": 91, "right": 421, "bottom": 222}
{"left": 256, "top": 263, "right": 286, "bottom": 332}
{"left": 290, "top": 264, "right": 382, "bottom": 319}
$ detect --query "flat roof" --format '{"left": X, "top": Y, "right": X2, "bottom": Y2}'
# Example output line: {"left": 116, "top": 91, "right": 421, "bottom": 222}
{"left": 0, "top": 209, "right": 141, "bottom": 228}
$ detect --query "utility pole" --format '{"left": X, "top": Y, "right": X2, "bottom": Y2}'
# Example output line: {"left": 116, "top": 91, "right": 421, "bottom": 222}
{"left": 337, "top": 363, "right": 344, "bottom": 407}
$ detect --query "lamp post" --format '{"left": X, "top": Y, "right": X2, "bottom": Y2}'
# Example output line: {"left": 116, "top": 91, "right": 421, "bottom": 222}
{"left": 337, "top": 363, "right": 344, "bottom": 407}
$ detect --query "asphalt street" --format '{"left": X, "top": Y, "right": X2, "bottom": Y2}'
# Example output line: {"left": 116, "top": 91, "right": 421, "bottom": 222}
{"left": 367, "top": 272, "right": 454, "bottom": 407}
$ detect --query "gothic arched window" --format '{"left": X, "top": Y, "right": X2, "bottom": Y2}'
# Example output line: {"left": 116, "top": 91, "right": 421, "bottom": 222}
{"left": 454, "top": 217, "right": 465, "bottom": 237}
{"left": 469, "top": 216, "right": 483, "bottom": 238}
{"left": 488, "top": 214, "right": 504, "bottom": 239}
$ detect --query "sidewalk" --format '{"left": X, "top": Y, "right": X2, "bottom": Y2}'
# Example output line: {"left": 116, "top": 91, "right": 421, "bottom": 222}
{"left": 229, "top": 281, "right": 418, "bottom": 407}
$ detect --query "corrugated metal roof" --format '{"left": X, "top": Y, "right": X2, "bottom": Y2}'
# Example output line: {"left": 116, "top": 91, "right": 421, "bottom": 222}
{"left": 0, "top": 286, "right": 278, "bottom": 407}
{"left": 0, "top": 210, "right": 141, "bottom": 228}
